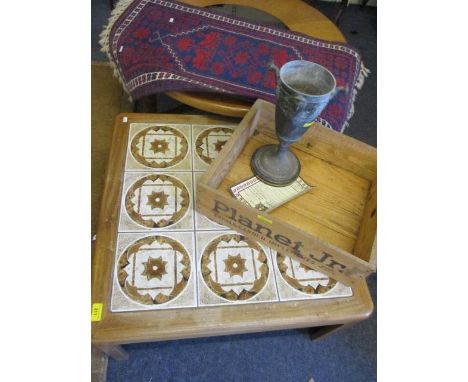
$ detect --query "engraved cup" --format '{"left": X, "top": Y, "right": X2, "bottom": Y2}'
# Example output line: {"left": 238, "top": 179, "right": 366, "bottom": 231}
{"left": 251, "top": 60, "right": 337, "bottom": 186}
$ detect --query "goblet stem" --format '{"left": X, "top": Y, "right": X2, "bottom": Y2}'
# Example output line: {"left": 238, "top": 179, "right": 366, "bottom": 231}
{"left": 276, "top": 141, "right": 291, "bottom": 161}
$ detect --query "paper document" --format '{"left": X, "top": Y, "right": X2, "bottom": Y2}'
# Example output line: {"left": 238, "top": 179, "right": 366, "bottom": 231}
{"left": 230, "top": 176, "right": 313, "bottom": 212}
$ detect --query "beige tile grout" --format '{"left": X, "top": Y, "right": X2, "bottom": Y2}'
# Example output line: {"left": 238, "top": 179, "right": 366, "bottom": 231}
{"left": 111, "top": 123, "right": 350, "bottom": 313}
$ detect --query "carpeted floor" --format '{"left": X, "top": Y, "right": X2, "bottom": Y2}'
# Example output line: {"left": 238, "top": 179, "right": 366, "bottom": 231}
{"left": 107, "top": 288, "right": 376, "bottom": 381}
{"left": 91, "top": 1, "right": 377, "bottom": 381}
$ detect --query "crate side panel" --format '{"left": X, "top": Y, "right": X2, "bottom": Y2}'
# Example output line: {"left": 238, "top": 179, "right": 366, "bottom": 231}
{"left": 353, "top": 178, "right": 377, "bottom": 263}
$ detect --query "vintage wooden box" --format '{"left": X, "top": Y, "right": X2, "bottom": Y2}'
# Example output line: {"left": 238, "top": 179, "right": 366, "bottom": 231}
{"left": 196, "top": 100, "right": 377, "bottom": 285}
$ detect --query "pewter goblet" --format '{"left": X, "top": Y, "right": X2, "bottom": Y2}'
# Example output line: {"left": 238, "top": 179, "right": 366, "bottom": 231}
{"left": 251, "top": 60, "right": 337, "bottom": 186}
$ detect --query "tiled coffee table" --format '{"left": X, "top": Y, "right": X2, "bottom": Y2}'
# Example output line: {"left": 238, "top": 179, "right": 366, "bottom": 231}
{"left": 91, "top": 113, "right": 373, "bottom": 360}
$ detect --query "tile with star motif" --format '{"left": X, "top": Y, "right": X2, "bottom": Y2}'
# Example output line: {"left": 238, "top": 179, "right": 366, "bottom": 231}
{"left": 195, "top": 230, "right": 279, "bottom": 307}
{"left": 125, "top": 123, "right": 192, "bottom": 171}
{"left": 191, "top": 124, "right": 236, "bottom": 171}
{"left": 110, "top": 231, "right": 197, "bottom": 312}
{"left": 118, "top": 171, "right": 194, "bottom": 232}
{"left": 270, "top": 249, "right": 353, "bottom": 302}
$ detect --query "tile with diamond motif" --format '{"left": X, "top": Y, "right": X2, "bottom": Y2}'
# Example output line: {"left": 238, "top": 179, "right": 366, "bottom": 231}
{"left": 125, "top": 123, "right": 192, "bottom": 171}
{"left": 111, "top": 231, "right": 197, "bottom": 312}
{"left": 196, "top": 230, "right": 278, "bottom": 307}
{"left": 119, "top": 171, "right": 194, "bottom": 232}
{"left": 193, "top": 171, "right": 229, "bottom": 231}
{"left": 270, "top": 250, "right": 353, "bottom": 301}
{"left": 191, "top": 124, "right": 235, "bottom": 171}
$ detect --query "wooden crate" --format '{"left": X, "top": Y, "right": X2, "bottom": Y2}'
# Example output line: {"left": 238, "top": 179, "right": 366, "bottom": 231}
{"left": 196, "top": 100, "right": 376, "bottom": 285}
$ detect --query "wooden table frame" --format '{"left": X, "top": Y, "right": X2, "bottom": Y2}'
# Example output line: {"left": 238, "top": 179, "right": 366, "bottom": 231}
{"left": 91, "top": 113, "right": 373, "bottom": 360}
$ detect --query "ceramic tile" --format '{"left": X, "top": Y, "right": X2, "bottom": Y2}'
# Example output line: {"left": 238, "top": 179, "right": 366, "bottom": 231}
{"left": 193, "top": 171, "right": 230, "bottom": 231}
{"left": 110, "top": 122, "right": 353, "bottom": 314}
{"left": 125, "top": 123, "right": 192, "bottom": 171}
{"left": 111, "top": 231, "right": 197, "bottom": 312}
{"left": 196, "top": 230, "right": 279, "bottom": 307}
{"left": 118, "top": 171, "right": 194, "bottom": 232}
{"left": 270, "top": 250, "right": 353, "bottom": 301}
{"left": 191, "top": 124, "right": 235, "bottom": 171}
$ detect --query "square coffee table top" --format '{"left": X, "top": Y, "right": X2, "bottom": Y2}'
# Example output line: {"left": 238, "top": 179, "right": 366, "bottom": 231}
{"left": 92, "top": 112, "right": 373, "bottom": 347}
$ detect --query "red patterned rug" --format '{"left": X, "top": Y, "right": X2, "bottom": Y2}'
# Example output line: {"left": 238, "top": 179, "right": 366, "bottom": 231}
{"left": 101, "top": 0, "right": 369, "bottom": 132}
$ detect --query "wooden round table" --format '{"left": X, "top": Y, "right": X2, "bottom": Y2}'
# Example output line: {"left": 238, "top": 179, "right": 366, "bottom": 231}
{"left": 167, "top": 0, "right": 346, "bottom": 117}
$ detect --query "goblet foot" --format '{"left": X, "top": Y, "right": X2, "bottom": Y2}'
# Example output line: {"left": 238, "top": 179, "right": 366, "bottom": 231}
{"left": 251, "top": 144, "right": 300, "bottom": 186}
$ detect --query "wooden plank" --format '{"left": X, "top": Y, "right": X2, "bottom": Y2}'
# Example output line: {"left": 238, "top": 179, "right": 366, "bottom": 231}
{"left": 92, "top": 114, "right": 128, "bottom": 316}
{"left": 353, "top": 178, "right": 377, "bottom": 264}
{"left": 196, "top": 184, "right": 375, "bottom": 285}
{"left": 200, "top": 105, "right": 260, "bottom": 188}
{"left": 93, "top": 277, "right": 373, "bottom": 344}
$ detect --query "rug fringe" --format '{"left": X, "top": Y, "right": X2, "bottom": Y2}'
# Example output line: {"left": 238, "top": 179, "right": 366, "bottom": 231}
{"left": 99, "top": 0, "right": 370, "bottom": 130}
{"left": 341, "top": 61, "right": 370, "bottom": 132}
{"left": 99, "top": 0, "right": 135, "bottom": 54}
{"left": 355, "top": 61, "right": 371, "bottom": 90}
{"left": 99, "top": 0, "right": 136, "bottom": 101}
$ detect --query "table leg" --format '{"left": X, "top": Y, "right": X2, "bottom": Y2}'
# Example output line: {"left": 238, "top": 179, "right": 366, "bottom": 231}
{"left": 95, "top": 344, "right": 129, "bottom": 361}
{"left": 334, "top": 0, "right": 349, "bottom": 25}
{"left": 133, "top": 95, "right": 159, "bottom": 113}
{"left": 308, "top": 323, "right": 352, "bottom": 341}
